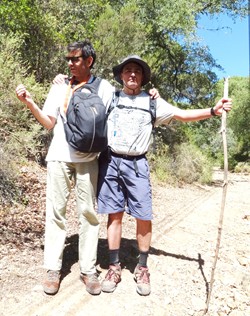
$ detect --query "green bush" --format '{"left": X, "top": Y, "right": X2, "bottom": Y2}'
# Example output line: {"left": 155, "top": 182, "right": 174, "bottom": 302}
{"left": 234, "top": 162, "right": 250, "bottom": 174}
{"left": 0, "top": 148, "right": 20, "bottom": 208}
{"left": 0, "top": 33, "right": 49, "bottom": 159}
{"left": 0, "top": 33, "right": 50, "bottom": 205}
{"left": 148, "top": 143, "right": 173, "bottom": 184}
{"left": 172, "top": 143, "right": 213, "bottom": 184}
{"left": 148, "top": 142, "right": 213, "bottom": 185}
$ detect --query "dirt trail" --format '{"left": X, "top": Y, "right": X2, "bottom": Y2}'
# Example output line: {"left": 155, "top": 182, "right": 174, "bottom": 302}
{"left": 0, "top": 170, "right": 249, "bottom": 316}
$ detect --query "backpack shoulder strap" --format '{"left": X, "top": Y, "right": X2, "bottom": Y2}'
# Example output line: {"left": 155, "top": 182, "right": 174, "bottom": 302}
{"left": 147, "top": 94, "right": 157, "bottom": 153}
{"left": 83, "top": 76, "right": 102, "bottom": 93}
{"left": 149, "top": 97, "right": 156, "bottom": 127}
{"left": 144, "top": 91, "right": 156, "bottom": 126}
{"left": 107, "top": 90, "right": 120, "bottom": 116}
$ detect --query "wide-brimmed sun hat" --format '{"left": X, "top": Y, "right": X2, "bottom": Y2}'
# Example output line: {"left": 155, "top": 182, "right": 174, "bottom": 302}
{"left": 113, "top": 55, "right": 151, "bottom": 86}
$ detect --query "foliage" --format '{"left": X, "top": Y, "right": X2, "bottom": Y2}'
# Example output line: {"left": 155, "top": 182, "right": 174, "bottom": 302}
{"left": 0, "top": 0, "right": 247, "bottom": 84}
{"left": 92, "top": 3, "right": 146, "bottom": 84}
{"left": 148, "top": 143, "right": 173, "bottom": 183}
{"left": 173, "top": 142, "right": 213, "bottom": 183}
{"left": 214, "top": 77, "right": 250, "bottom": 165}
{"left": 0, "top": 0, "right": 60, "bottom": 82}
{"left": 0, "top": 33, "right": 50, "bottom": 202}
{"left": 0, "top": 148, "right": 20, "bottom": 207}
{"left": 234, "top": 162, "right": 250, "bottom": 174}
{"left": 148, "top": 142, "right": 213, "bottom": 184}
{"left": 0, "top": 0, "right": 110, "bottom": 82}
{"left": 0, "top": 0, "right": 248, "bottom": 204}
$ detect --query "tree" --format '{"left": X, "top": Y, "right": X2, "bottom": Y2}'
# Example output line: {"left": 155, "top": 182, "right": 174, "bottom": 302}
{"left": 0, "top": 0, "right": 109, "bottom": 82}
{"left": 0, "top": 0, "right": 248, "bottom": 171}
{"left": 91, "top": 3, "right": 146, "bottom": 83}
{"left": 0, "top": 0, "right": 247, "bottom": 85}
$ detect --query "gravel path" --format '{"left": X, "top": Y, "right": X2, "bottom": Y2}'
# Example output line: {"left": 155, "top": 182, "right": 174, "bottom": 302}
{"left": 0, "top": 170, "right": 249, "bottom": 316}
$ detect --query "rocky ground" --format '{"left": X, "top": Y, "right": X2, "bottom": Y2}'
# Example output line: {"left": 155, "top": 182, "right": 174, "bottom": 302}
{"left": 0, "top": 164, "right": 249, "bottom": 316}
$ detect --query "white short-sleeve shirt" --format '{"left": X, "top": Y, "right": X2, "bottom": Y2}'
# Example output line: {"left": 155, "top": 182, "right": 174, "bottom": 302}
{"left": 107, "top": 91, "right": 176, "bottom": 155}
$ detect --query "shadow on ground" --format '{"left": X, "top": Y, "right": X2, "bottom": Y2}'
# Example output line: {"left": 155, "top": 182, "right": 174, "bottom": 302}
{"left": 60, "top": 234, "right": 208, "bottom": 295}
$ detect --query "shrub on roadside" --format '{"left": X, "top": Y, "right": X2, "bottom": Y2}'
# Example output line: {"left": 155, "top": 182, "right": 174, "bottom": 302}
{"left": 148, "top": 142, "right": 213, "bottom": 185}
{"left": 172, "top": 142, "right": 213, "bottom": 184}
{"left": 0, "top": 148, "right": 20, "bottom": 208}
{"left": 148, "top": 143, "right": 173, "bottom": 184}
{"left": 0, "top": 33, "right": 50, "bottom": 206}
{"left": 234, "top": 162, "right": 250, "bottom": 174}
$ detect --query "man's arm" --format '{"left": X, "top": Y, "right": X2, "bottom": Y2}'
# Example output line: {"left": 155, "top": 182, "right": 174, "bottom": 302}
{"left": 16, "top": 84, "right": 56, "bottom": 130}
{"left": 173, "top": 98, "right": 232, "bottom": 122}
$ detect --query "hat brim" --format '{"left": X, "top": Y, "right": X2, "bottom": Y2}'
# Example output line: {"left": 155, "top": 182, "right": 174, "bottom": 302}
{"left": 113, "top": 58, "right": 151, "bottom": 86}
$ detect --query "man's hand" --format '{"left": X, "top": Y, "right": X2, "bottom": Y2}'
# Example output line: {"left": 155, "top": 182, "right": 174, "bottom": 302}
{"left": 16, "top": 84, "right": 33, "bottom": 105}
{"left": 149, "top": 88, "right": 160, "bottom": 99}
{"left": 53, "top": 74, "right": 68, "bottom": 85}
{"left": 213, "top": 98, "right": 232, "bottom": 116}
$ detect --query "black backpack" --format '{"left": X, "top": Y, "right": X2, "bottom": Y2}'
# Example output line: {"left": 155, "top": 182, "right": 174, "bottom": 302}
{"left": 63, "top": 77, "right": 108, "bottom": 153}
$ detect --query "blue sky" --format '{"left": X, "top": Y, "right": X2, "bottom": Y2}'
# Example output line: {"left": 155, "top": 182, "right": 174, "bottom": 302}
{"left": 197, "top": 14, "right": 249, "bottom": 79}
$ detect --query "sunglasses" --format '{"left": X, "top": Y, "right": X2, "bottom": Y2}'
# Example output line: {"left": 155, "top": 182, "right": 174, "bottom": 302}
{"left": 65, "top": 56, "right": 83, "bottom": 63}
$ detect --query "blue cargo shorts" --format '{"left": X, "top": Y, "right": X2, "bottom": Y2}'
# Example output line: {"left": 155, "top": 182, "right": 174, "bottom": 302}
{"left": 97, "top": 150, "right": 153, "bottom": 220}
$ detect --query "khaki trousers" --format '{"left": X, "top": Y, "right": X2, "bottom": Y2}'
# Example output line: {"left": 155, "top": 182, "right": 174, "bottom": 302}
{"left": 44, "top": 160, "right": 99, "bottom": 274}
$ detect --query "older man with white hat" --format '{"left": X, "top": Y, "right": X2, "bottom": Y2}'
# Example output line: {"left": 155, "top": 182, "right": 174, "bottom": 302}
{"left": 97, "top": 55, "right": 232, "bottom": 296}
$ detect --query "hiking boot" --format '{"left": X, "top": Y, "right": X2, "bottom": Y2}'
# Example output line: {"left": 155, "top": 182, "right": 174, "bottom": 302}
{"left": 101, "top": 264, "right": 121, "bottom": 293}
{"left": 80, "top": 273, "right": 101, "bottom": 295}
{"left": 43, "top": 270, "right": 60, "bottom": 295}
{"left": 134, "top": 264, "right": 151, "bottom": 296}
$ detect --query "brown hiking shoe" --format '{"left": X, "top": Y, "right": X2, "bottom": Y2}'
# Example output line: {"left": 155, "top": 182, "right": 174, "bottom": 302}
{"left": 101, "top": 264, "right": 122, "bottom": 293}
{"left": 80, "top": 273, "right": 101, "bottom": 295}
{"left": 134, "top": 264, "right": 151, "bottom": 296}
{"left": 43, "top": 270, "right": 60, "bottom": 295}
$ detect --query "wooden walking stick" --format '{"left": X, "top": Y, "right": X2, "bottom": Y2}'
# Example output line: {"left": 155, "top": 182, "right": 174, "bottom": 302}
{"left": 204, "top": 78, "right": 229, "bottom": 314}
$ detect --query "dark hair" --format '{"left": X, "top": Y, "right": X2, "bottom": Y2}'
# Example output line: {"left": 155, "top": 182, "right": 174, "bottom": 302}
{"left": 67, "top": 40, "right": 96, "bottom": 69}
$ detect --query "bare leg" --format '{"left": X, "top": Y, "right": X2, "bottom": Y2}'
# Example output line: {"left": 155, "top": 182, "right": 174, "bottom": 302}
{"left": 136, "top": 219, "right": 152, "bottom": 252}
{"left": 107, "top": 212, "right": 124, "bottom": 250}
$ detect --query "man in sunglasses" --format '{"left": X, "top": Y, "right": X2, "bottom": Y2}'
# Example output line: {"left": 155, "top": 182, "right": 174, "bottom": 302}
{"left": 16, "top": 40, "right": 114, "bottom": 296}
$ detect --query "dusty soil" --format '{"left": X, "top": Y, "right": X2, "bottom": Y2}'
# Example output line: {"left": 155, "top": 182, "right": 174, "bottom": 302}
{"left": 0, "top": 165, "right": 249, "bottom": 316}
